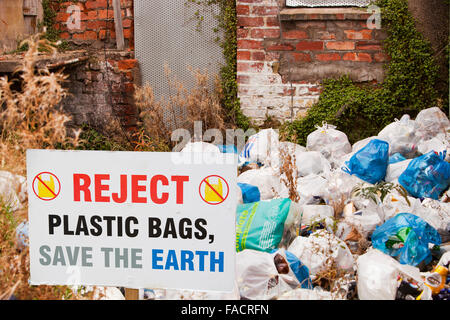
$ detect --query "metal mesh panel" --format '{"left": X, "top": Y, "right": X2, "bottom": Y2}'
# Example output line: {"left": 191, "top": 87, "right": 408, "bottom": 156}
{"left": 134, "top": 1, "right": 224, "bottom": 128}
{"left": 286, "top": 0, "right": 370, "bottom": 7}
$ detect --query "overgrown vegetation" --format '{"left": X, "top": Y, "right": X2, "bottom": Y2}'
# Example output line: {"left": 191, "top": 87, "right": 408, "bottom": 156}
{"left": 135, "top": 65, "right": 225, "bottom": 150}
{"left": 0, "top": 36, "right": 86, "bottom": 300}
{"left": 284, "top": 0, "right": 444, "bottom": 145}
{"left": 185, "top": 0, "right": 250, "bottom": 130}
{"left": 0, "top": 35, "right": 80, "bottom": 176}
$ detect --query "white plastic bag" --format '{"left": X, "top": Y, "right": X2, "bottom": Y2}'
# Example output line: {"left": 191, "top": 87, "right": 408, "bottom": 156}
{"left": 295, "top": 151, "right": 331, "bottom": 177}
{"left": 180, "top": 141, "right": 221, "bottom": 153}
{"left": 385, "top": 159, "right": 412, "bottom": 184}
{"left": 415, "top": 198, "right": 450, "bottom": 242}
{"left": 415, "top": 107, "right": 450, "bottom": 141}
{"left": 357, "top": 248, "right": 422, "bottom": 300}
{"left": 287, "top": 230, "right": 354, "bottom": 276}
{"left": 352, "top": 136, "right": 385, "bottom": 153}
{"left": 306, "top": 122, "right": 352, "bottom": 165}
{"left": 378, "top": 114, "right": 419, "bottom": 157}
{"left": 235, "top": 249, "right": 299, "bottom": 300}
{"left": 323, "top": 170, "right": 365, "bottom": 206}
{"left": 237, "top": 167, "right": 288, "bottom": 200}
{"left": 277, "top": 287, "right": 337, "bottom": 300}
{"left": 300, "top": 204, "right": 335, "bottom": 226}
{"left": 296, "top": 174, "right": 328, "bottom": 205}
{"left": 268, "top": 141, "right": 307, "bottom": 171}
{"left": 238, "top": 129, "right": 280, "bottom": 167}
{"left": 156, "top": 283, "right": 240, "bottom": 300}
{"left": 0, "top": 171, "right": 27, "bottom": 211}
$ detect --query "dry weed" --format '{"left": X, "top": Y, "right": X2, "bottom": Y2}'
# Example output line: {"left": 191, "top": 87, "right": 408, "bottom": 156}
{"left": 0, "top": 34, "right": 80, "bottom": 175}
{"left": 134, "top": 65, "right": 225, "bottom": 149}
{"left": 0, "top": 35, "right": 89, "bottom": 300}
{"left": 279, "top": 147, "right": 300, "bottom": 202}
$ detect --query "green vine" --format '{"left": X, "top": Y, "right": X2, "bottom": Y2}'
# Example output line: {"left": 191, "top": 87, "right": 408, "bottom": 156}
{"left": 284, "top": 0, "right": 445, "bottom": 145}
{"left": 186, "top": 0, "right": 250, "bottom": 130}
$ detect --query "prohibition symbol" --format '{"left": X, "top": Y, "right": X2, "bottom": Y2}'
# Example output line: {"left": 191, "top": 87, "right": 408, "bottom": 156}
{"left": 199, "top": 175, "right": 229, "bottom": 205}
{"left": 32, "top": 172, "right": 61, "bottom": 201}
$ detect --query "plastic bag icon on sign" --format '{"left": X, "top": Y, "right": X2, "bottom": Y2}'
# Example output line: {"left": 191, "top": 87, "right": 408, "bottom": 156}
{"left": 38, "top": 174, "right": 55, "bottom": 198}
{"left": 205, "top": 178, "right": 223, "bottom": 202}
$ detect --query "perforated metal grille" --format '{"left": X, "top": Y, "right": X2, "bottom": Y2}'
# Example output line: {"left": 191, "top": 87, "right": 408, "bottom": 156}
{"left": 134, "top": 1, "right": 224, "bottom": 127}
{"left": 286, "top": 0, "right": 370, "bottom": 7}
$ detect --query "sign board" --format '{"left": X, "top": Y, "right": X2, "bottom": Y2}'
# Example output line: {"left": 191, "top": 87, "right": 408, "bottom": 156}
{"left": 26, "top": 150, "right": 237, "bottom": 292}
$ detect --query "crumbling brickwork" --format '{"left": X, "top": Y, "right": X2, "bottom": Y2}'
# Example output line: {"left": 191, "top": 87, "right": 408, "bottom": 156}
{"left": 54, "top": 0, "right": 134, "bottom": 50}
{"left": 237, "top": 0, "right": 389, "bottom": 124}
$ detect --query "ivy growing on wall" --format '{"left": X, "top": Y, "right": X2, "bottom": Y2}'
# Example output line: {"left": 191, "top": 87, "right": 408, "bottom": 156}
{"left": 284, "top": 0, "right": 445, "bottom": 145}
{"left": 186, "top": 0, "right": 250, "bottom": 130}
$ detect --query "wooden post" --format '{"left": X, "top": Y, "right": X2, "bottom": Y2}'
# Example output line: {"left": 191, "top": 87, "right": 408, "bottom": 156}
{"left": 125, "top": 288, "right": 140, "bottom": 300}
{"left": 112, "top": 0, "right": 125, "bottom": 51}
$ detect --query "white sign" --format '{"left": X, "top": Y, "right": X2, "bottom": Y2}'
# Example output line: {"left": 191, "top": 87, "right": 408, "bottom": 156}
{"left": 26, "top": 150, "right": 237, "bottom": 292}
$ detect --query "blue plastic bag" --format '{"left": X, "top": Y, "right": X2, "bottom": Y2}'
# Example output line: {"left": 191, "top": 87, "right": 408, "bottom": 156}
{"left": 342, "top": 139, "right": 389, "bottom": 184}
{"left": 398, "top": 151, "right": 450, "bottom": 200}
{"left": 271, "top": 249, "right": 312, "bottom": 289}
{"left": 237, "top": 182, "right": 261, "bottom": 203}
{"left": 285, "top": 250, "right": 313, "bottom": 289}
{"left": 217, "top": 144, "right": 238, "bottom": 154}
{"left": 389, "top": 153, "right": 407, "bottom": 164}
{"left": 372, "top": 213, "right": 441, "bottom": 266}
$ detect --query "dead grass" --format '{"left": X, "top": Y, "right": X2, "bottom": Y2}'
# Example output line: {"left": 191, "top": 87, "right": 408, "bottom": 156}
{"left": 134, "top": 65, "right": 226, "bottom": 149}
{"left": 0, "top": 35, "right": 88, "bottom": 300}
{"left": 0, "top": 34, "right": 80, "bottom": 176}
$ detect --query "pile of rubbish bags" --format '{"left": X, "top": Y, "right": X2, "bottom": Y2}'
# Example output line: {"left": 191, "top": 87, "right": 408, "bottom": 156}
{"left": 157, "top": 106, "right": 449, "bottom": 301}
{"left": 7, "top": 107, "right": 449, "bottom": 300}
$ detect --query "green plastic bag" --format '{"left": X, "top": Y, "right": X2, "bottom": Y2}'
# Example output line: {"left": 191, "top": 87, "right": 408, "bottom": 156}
{"left": 236, "top": 198, "right": 291, "bottom": 252}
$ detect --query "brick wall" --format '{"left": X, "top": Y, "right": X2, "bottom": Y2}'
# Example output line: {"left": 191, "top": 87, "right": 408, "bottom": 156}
{"left": 54, "top": 0, "right": 134, "bottom": 50}
{"left": 50, "top": 0, "right": 138, "bottom": 134}
{"left": 237, "top": 1, "right": 388, "bottom": 124}
{"left": 61, "top": 51, "right": 139, "bottom": 132}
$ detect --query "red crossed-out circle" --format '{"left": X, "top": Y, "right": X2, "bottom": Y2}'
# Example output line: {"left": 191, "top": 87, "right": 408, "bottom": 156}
{"left": 32, "top": 172, "right": 61, "bottom": 201}
{"left": 199, "top": 175, "right": 229, "bottom": 205}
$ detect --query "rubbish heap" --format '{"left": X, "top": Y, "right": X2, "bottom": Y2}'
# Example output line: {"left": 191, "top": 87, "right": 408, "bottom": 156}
{"left": 8, "top": 107, "right": 449, "bottom": 300}
{"left": 158, "top": 106, "right": 449, "bottom": 301}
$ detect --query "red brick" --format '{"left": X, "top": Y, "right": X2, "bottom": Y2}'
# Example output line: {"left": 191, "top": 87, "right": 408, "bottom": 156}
{"left": 99, "top": 29, "right": 107, "bottom": 40}
{"left": 238, "top": 39, "right": 263, "bottom": 50}
{"left": 123, "top": 19, "right": 132, "bottom": 28}
{"left": 86, "top": 0, "right": 107, "bottom": 9}
{"left": 265, "top": 16, "right": 280, "bottom": 27}
{"left": 374, "top": 52, "right": 389, "bottom": 62}
{"left": 344, "top": 29, "right": 373, "bottom": 40}
{"left": 73, "top": 31, "right": 97, "bottom": 40}
{"left": 251, "top": 6, "right": 278, "bottom": 16}
{"left": 266, "top": 43, "right": 294, "bottom": 51}
{"left": 237, "top": 17, "right": 264, "bottom": 27}
{"left": 56, "top": 12, "right": 70, "bottom": 22}
{"left": 250, "top": 28, "right": 280, "bottom": 39}
{"left": 296, "top": 41, "right": 324, "bottom": 51}
{"left": 285, "top": 52, "right": 312, "bottom": 62}
{"left": 60, "top": 32, "right": 70, "bottom": 40}
{"left": 282, "top": 30, "right": 308, "bottom": 40}
{"left": 356, "top": 41, "right": 383, "bottom": 51}
{"left": 237, "top": 50, "right": 251, "bottom": 60}
{"left": 326, "top": 41, "right": 355, "bottom": 50}
{"left": 81, "top": 10, "right": 98, "bottom": 21}
{"left": 343, "top": 52, "right": 372, "bottom": 62}
{"left": 123, "top": 28, "right": 133, "bottom": 39}
{"left": 237, "top": 75, "right": 250, "bottom": 84}
{"left": 317, "top": 31, "right": 336, "bottom": 40}
{"left": 237, "top": 28, "right": 249, "bottom": 39}
{"left": 87, "top": 20, "right": 107, "bottom": 30}
{"left": 118, "top": 59, "right": 138, "bottom": 70}
{"left": 251, "top": 51, "right": 266, "bottom": 61}
{"left": 316, "top": 53, "right": 341, "bottom": 61}
{"left": 98, "top": 9, "right": 114, "bottom": 19}
{"left": 237, "top": 62, "right": 264, "bottom": 72}
{"left": 236, "top": 5, "right": 250, "bottom": 15}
